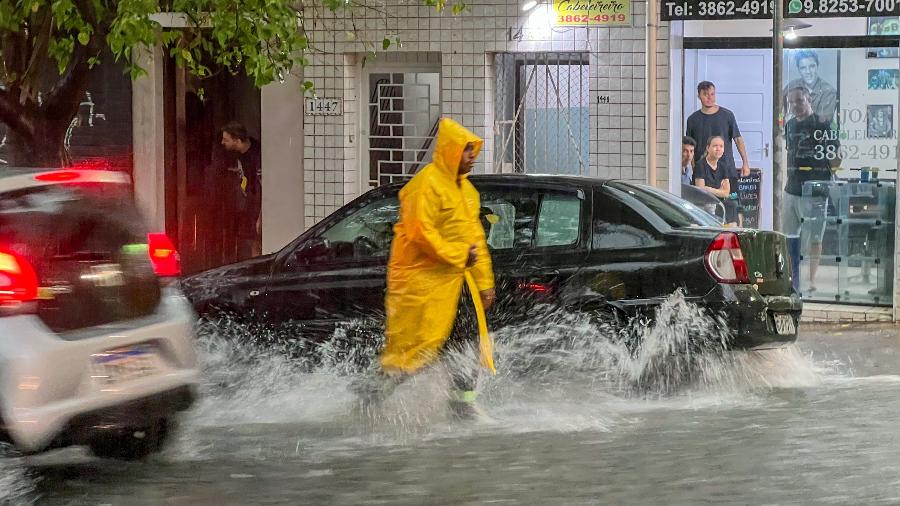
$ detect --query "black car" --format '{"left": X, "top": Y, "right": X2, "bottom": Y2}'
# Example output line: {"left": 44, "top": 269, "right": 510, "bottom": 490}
{"left": 182, "top": 175, "right": 801, "bottom": 351}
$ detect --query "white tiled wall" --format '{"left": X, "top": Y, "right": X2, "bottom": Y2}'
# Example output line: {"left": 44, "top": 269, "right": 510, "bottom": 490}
{"left": 302, "top": 0, "right": 669, "bottom": 229}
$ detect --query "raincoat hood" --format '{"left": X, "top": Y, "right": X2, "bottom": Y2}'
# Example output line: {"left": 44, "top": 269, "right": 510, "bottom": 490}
{"left": 432, "top": 118, "right": 483, "bottom": 180}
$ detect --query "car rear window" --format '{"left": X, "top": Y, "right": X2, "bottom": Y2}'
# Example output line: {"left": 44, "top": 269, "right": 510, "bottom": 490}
{"left": 0, "top": 182, "right": 160, "bottom": 333}
{"left": 480, "top": 190, "right": 582, "bottom": 250}
{"left": 605, "top": 182, "right": 721, "bottom": 228}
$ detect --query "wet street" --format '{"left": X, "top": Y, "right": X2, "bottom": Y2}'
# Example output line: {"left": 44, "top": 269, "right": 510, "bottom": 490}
{"left": 7, "top": 312, "right": 900, "bottom": 505}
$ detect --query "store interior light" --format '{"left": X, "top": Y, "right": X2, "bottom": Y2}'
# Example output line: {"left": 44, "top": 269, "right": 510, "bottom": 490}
{"left": 771, "top": 19, "right": 812, "bottom": 38}
{"left": 522, "top": 0, "right": 538, "bottom": 11}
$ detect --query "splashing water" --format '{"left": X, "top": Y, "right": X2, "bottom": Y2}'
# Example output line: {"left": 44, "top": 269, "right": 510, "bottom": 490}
{"left": 0, "top": 444, "right": 38, "bottom": 505}
{"left": 182, "top": 290, "right": 822, "bottom": 442}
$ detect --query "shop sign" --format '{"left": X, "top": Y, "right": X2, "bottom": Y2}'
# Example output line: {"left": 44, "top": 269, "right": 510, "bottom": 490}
{"left": 661, "top": 0, "right": 898, "bottom": 20}
{"left": 785, "top": 0, "right": 899, "bottom": 18}
{"left": 553, "top": 0, "right": 631, "bottom": 26}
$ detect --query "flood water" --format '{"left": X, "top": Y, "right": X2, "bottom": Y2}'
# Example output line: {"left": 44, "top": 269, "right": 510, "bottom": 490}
{"left": 6, "top": 295, "right": 900, "bottom": 505}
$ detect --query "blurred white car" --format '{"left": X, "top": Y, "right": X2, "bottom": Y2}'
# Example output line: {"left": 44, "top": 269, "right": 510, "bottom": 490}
{"left": 0, "top": 167, "right": 198, "bottom": 459}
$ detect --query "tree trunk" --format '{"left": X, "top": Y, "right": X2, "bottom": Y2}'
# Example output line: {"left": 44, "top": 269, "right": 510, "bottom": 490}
{"left": 5, "top": 117, "right": 71, "bottom": 167}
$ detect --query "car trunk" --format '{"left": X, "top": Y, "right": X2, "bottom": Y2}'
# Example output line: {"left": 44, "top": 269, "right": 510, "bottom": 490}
{"left": 0, "top": 183, "right": 161, "bottom": 334}
{"left": 735, "top": 229, "right": 794, "bottom": 296}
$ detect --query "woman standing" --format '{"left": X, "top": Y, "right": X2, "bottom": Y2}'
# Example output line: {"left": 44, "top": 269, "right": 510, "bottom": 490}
{"left": 695, "top": 135, "right": 739, "bottom": 226}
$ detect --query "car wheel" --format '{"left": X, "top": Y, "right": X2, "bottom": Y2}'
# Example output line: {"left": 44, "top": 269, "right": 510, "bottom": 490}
{"left": 88, "top": 417, "right": 173, "bottom": 461}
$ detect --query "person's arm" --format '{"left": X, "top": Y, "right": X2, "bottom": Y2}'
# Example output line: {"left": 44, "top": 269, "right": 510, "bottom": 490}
{"left": 735, "top": 137, "right": 751, "bottom": 177}
{"left": 467, "top": 190, "right": 496, "bottom": 309}
{"left": 403, "top": 185, "right": 470, "bottom": 268}
{"left": 696, "top": 177, "right": 731, "bottom": 199}
{"left": 728, "top": 111, "right": 750, "bottom": 177}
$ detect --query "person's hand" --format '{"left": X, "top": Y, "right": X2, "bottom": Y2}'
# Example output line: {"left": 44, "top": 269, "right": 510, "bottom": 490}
{"left": 741, "top": 164, "right": 750, "bottom": 177}
{"left": 480, "top": 288, "right": 496, "bottom": 311}
{"left": 466, "top": 245, "right": 477, "bottom": 267}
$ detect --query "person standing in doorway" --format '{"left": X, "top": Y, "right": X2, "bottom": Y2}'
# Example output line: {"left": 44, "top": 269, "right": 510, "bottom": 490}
{"left": 354, "top": 118, "right": 496, "bottom": 420}
{"left": 694, "top": 136, "right": 739, "bottom": 226}
{"left": 783, "top": 86, "right": 840, "bottom": 292}
{"left": 681, "top": 136, "right": 696, "bottom": 185}
{"left": 220, "top": 121, "right": 262, "bottom": 258}
{"left": 782, "top": 50, "right": 838, "bottom": 125}
{"left": 685, "top": 81, "right": 752, "bottom": 178}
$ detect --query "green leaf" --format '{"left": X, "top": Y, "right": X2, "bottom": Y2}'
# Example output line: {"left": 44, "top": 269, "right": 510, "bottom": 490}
{"left": 382, "top": 37, "right": 390, "bottom": 50}
{"left": 77, "top": 31, "right": 89, "bottom": 45}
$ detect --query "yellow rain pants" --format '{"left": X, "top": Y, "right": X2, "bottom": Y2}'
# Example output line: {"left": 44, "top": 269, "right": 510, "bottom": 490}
{"left": 380, "top": 118, "right": 496, "bottom": 375}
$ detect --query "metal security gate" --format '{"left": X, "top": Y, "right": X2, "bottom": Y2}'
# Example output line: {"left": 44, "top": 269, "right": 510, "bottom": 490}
{"left": 494, "top": 53, "right": 589, "bottom": 175}
{"left": 363, "top": 67, "right": 441, "bottom": 189}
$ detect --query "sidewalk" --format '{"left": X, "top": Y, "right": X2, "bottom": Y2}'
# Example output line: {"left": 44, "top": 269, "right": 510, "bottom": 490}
{"left": 801, "top": 302, "right": 893, "bottom": 324}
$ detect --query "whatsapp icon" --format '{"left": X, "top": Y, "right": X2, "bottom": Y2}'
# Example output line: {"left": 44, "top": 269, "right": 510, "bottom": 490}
{"left": 788, "top": 0, "right": 802, "bottom": 14}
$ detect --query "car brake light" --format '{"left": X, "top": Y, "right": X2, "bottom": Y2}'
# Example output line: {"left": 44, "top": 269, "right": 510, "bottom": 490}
{"left": 0, "top": 246, "right": 39, "bottom": 307}
{"left": 147, "top": 233, "right": 181, "bottom": 277}
{"left": 34, "top": 170, "right": 81, "bottom": 182}
{"left": 704, "top": 232, "right": 749, "bottom": 284}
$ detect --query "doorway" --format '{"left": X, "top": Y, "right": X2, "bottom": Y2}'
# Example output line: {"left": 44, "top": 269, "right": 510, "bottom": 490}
{"left": 361, "top": 55, "right": 441, "bottom": 191}
{"left": 163, "top": 60, "right": 261, "bottom": 274}
{"left": 683, "top": 49, "right": 774, "bottom": 229}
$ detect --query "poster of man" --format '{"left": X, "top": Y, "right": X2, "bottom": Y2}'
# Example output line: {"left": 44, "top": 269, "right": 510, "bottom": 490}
{"left": 867, "top": 105, "right": 894, "bottom": 138}
{"left": 782, "top": 49, "right": 840, "bottom": 125}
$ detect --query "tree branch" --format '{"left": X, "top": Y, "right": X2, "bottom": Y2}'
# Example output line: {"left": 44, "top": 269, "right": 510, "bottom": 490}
{"left": 0, "top": 89, "right": 33, "bottom": 139}
{"left": 43, "top": 0, "right": 106, "bottom": 117}
{"left": 19, "top": 12, "right": 54, "bottom": 101}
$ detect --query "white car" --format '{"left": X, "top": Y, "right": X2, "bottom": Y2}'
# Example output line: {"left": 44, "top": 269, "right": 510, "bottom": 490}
{"left": 0, "top": 167, "right": 199, "bottom": 459}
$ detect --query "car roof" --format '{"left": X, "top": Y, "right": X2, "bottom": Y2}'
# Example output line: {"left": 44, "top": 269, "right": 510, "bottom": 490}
{"left": 380, "top": 173, "right": 612, "bottom": 192}
{"left": 0, "top": 167, "right": 131, "bottom": 193}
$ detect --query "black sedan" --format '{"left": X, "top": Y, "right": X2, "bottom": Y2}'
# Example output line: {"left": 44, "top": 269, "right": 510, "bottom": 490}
{"left": 182, "top": 175, "right": 801, "bottom": 351}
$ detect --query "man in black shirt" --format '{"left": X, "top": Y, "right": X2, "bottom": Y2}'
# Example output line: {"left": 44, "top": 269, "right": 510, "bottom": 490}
{"left": 685, "top": 81, "right": 752, "bottom": 178}
{"left": 783, "top": 86, "right": 840, "bottom": 291}
{"left": 221, "top": 121, "right": 262, "bottom": 258}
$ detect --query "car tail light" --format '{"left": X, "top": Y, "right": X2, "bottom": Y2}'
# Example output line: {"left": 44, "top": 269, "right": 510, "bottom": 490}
{"left": 147, "top": 233, "right": 181, "bottom": 277}
{"left": 33, "top": 170, "right": 82, "bottom": 182}
{"left": 704, "top": 232, "right": 749, "bottom": 284}
{"left": 0, "top": 246, "right": 38, "bottom": 308}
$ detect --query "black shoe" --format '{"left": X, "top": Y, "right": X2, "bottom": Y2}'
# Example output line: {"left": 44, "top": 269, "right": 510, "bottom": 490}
{"left": 448, "top": 399, "right": 480, "bottom": 420}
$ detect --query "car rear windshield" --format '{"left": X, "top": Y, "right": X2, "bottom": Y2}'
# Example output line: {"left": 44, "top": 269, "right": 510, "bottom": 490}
{"left": 605, "top": 182, "right": 721, "bottom": 228}
{"left": 0, "top": 182, "right": 161, "bottom": 333}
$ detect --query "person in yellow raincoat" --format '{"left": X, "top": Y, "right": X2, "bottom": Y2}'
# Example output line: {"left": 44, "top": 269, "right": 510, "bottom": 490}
{"left": 357, "top": 118, "right": 496, "bottom": 419}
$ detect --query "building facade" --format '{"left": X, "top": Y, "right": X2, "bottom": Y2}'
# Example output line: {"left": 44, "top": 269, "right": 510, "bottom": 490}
{"left": 300, "top": 0, "right": 670, "bottom": 228}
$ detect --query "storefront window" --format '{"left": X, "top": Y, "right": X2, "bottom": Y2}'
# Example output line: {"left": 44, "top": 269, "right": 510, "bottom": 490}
{"left": 781, "top": 44, "right": 898, "bottom": 305}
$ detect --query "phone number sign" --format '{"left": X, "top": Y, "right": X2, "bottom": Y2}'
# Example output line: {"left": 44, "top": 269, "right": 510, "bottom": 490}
{"left": 554, "top": 0, "right": 631, "bottom": 25}
{"left": 661, "top": 0, "right": 898, "bottom": 19}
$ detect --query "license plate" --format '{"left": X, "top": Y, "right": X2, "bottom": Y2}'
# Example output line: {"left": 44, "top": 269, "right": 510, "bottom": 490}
{"left": 773, "top": 313, "right": 796, "bottom": 335}
{"left": 91, "top": 344, "right": 161, "bottom": 386}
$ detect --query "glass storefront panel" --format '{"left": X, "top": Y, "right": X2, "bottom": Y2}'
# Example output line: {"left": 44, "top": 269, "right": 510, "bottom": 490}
{"left": 780, "top": 43, "right": 899, "bottom": 305}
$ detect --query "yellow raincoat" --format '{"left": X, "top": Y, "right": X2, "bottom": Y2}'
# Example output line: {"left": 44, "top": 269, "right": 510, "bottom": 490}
{"left": 380, "top": 118, "right": 495, "bottom": 375}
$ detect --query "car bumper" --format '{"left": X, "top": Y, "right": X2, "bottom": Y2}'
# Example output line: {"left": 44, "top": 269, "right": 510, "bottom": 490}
{"left": 0, "top": 288, "right": 199, "bottom": 453}
{"left": 699, "top": 284, "right": 802, "bottom": 350}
